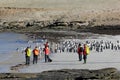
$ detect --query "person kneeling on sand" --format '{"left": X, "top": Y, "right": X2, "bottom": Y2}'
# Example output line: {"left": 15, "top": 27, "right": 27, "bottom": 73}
{"left": 43, "top": 46, "right": 52, "bottom": 62}
{"left": 25, "top": 47, "right": 31, "bottom": 65}
{"left": 33, "top": 46, "right": 40, "bottom": 64}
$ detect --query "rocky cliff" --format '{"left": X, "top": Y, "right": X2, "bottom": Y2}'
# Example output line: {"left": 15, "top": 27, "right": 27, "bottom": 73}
{"left": 0, "top": 7, "right": 120, "bottom": 33}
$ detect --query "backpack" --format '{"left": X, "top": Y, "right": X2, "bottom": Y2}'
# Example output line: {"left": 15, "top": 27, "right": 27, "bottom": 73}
{"left": 80, "top": 47, "right": 83, "bottom": 52}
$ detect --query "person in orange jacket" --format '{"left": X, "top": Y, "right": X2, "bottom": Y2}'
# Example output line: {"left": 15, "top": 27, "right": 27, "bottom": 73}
{"left": 33, "top": 46, "right": 40, "bottom": 64}
{"left": 44, "top": 46, "right": 52, "bottom": 62}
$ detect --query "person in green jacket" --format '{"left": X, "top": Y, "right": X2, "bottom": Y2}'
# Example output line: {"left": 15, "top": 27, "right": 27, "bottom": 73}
{"left": 25, "top": 47, "right": 31, "bottom": 65}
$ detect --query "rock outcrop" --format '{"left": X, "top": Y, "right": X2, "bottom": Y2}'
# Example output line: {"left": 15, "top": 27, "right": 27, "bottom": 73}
{"left": 0, "top": 68, "right": 120, "bottom": 80}
{"left": 39, "top": 68, "right": 120, "bottom": 80}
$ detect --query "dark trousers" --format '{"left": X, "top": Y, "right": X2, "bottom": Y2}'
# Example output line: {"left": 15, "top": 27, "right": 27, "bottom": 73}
{"left": 78, "top": 54, "right": 82, "bottom": 61}
{"left": 26, "top": 56, "right": 30, "bottom": 65}
{"left": 45, "top": 54, "right": 52, "bottom": 62}
{"left": 33, "top": 55, "right": 38, "bottom": 64}
{"left": 83, "top": 55, "right": 87, "bottom": 63}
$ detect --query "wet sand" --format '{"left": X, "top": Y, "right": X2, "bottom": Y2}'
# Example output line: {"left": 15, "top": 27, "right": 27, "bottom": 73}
{"left": 0, "top": 31, "right": 119, "bottom": 80}
{"left": 7, "top": 31, "right": 120, "bottom": 73}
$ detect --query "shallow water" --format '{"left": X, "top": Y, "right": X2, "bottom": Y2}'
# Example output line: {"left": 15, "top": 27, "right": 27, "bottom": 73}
{"left": 0, "top": 32, "right": 27, "bottom": 53}
{"left": 0, "top": 32, "right": 46, "bottom": 72}
{"left": 0, "top": 33, "right": 44, "bottom": 60}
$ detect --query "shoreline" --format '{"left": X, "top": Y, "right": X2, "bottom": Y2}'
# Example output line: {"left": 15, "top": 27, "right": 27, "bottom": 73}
{"left": 7, "top": 32, "right": 120, "bottom": 73}
{"left": 0, "top": 30, "right": 119, "bottom": 74}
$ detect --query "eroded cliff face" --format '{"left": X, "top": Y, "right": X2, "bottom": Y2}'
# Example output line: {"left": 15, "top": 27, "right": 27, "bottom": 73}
{"left": 0, "top": 7, "right": 120, "bottom": 32}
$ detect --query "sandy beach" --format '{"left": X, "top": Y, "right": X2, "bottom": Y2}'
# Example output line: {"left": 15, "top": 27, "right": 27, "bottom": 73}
{"left": 0, "top": 33, "right": 119, "bottom": 73}
{"left": 19, "top": 50, "right": 120, "bottom": 73}
{"left": 0, "top": 1, "right": 120, "bottom": 80}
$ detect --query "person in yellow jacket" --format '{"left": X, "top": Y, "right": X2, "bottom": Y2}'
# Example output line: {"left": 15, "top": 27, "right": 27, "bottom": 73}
{"left": 25, "top": 47, "right": 31, "bottom": 65}
{"left": 83, "top": 44, "right": 90, "bottom": 64}
{"left": 86, "top": 45, "right": 90, "bottom": 55}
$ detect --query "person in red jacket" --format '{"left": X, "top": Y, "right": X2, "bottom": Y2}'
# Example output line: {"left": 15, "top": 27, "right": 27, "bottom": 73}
{"left": 77, "top": 43, "right": 83, "bottom": 61}
{"left": 45, "top": 42, "right": 49, "bottom": 48}
{"left": 44, "top": 46, "right": 52, "bottom": 62}
{"left": 83, "top": 44, "right": 87, "bottom": 64}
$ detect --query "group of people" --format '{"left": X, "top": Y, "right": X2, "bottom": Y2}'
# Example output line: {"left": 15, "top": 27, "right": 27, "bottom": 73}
{"left": 24, "top": 40, "right": 90, "bottom": 65}
{"left": 23, "top": 39, "right": 120, "bottom": 65}
{"left": 77, "top": 43, "right": 90, "bottom": 64}
{"left": 24, "top": 42, "right": 52, "bottom": 65}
